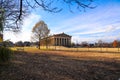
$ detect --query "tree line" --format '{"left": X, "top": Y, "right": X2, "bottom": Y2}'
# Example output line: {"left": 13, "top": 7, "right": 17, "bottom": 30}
{"left": 2, "top": 39, "right": 120, "bottom": 48}
{"left": 71, "top": 40, "right": 120, "bottom": 48}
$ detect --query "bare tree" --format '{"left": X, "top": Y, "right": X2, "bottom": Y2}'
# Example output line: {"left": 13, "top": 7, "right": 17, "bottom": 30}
{"left": 32, "top": 20, "right": 50, "bottom": 49}
{"left": 81, "top": 41, "right": 88, "bottom": 47}
{"left": 113, "top": 40, "right": 118, "bottom": 48}
{"left": 25, "top": 0, "right": 95, "bottom": 12}
{"left": 0, "top": 0, "right": 28, "bottom": 32}
{"left": 98, "top": 40, "right": 103, "bottom": 52}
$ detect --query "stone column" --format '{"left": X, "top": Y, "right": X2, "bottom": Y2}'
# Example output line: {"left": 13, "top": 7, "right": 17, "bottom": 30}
{"left": 61, "top": 38, "right": 63, "bottom": 46}
{"left": 66, "top": 38, "right": 68, "bottom": 46}
{"left": 63, "top": 38, "right": 65, "bottom": 46}
{"left": 60, "top": 38, "right": 62, "bottom": 46}
{"left": 57, "top": 38, "right": 59, "bottom": 46}
{"left": 56, "top": 38, "right": 57, "bottom": 46}
{"left": 62, "top": 38, "right": 64, "bottom": 46}
{"left": 61, "top": 38, "right": 62, "bottom": 46}
{"left": 65, "top": 38, "right": 67, "bottom": 46}
{"left": 59, "top": 37, "right": 60, "bottom": 46}
{"left": 57, "top": 37, "right": 59, "bottom": 46}
{"left": 54, "top": 38, "right": 56, "bottom": 46}
{"left": 69, "top": 38, "right": 71, "bottom": 46}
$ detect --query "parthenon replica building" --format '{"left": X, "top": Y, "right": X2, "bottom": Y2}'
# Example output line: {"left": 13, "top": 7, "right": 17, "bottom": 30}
{"left": 40, "top": 33, "right": 72, "bottom": 47}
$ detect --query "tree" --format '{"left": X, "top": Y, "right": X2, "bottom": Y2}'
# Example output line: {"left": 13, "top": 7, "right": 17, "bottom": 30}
{"left": 117, "top": 41, "right": 120, "bottom": 47}
{"left": 0, "top": 0, "right": 27, "bottom": 31}
{"left": 98, "top": 40, "right": 103, "bottom": 52}
{"left": 24, "top": 41, "right": 31, "bottom": 46}
{"left": 2, "top": 40, "right": 14, "bottom": 47}
{"left": 0, "top": 0, "right": 95, "bottom": 31}
{"left": 15, "top": 41, "right": 24, "bottom": 47}
{"left": 25, "top": 0, "right": 95, "bottom": 12}
{"left": 81, "top": 41, "right": 88, "bottom": 47}
{"left": 98, "top": 40, "right": 103, "bottom": 47}
{"left": 32, "top": 20, "right": 50, "bottom": 49}
{"left": 113, "top": 40, "right": 118, "bottom": 48}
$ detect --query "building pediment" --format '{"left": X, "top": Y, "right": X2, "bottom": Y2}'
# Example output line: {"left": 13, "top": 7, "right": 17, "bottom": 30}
{"left": 53, "top": 33, "right": 71, "bottom": 37}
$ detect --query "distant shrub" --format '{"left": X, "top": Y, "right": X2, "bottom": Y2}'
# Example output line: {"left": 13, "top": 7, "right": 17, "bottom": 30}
{"left": 0, "top": 47, "right": 13, "bottom": 63}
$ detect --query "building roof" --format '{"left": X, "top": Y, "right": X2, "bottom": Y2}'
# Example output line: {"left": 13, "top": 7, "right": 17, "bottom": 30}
{"left": 40, "top": 33, "right": 71, "bottom": 41}
{"left": 53, "top": 32, "right": 71, "bottom": 37}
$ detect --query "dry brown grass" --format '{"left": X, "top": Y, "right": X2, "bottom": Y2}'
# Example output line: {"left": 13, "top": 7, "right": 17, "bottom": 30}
{"left": 0, "top": 47, "right": 119, "bottom": 80}
{"left": 22, "top": 47, "right": 120, "bottom": 61}
{"left": 11, "top": 46, "right": 120, "bottom": 53}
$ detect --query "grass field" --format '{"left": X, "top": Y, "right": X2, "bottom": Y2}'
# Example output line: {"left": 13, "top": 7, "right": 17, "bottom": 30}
{"left": 11, "top": 46, "right": 120, "bottom": 53}
{"left": 0, "top": 47, "right": 120, "bottom": 80}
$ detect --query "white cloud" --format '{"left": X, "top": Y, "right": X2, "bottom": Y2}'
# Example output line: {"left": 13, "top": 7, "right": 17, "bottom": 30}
{"left": 22, "top": 13, "right": 41, "bottom": 30}
{"left": 72, "top": 23, "right": 120, "bottom": 35}
{"left": 4, "top": 13, "right": 41, "bottom": 42}
{"left": 104, "top": 25, "right": 120, "bottom": 33}
{"left": 71, "top": 23, "right": 120, "bottom": 43}
{"left": 51, "top": 4, "right": 120, "bottom": 35}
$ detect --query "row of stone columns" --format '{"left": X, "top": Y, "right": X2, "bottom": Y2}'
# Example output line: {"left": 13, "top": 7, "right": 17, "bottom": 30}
{"left": 54, "top": 37, "right": 71, "bottom": 46}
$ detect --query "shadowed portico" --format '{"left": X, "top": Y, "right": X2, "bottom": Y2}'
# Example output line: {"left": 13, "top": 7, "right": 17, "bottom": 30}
{"left": 41, "top": 33, "right": 72, "bottom": 47}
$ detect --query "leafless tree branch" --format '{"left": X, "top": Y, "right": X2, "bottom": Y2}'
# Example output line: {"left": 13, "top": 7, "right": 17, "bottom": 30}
{"left": 0, "top": 0, "right": 95, "bottom": 32}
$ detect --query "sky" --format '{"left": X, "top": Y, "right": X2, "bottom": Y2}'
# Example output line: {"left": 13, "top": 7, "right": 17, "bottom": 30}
{"left": 4, "top": 0, "right": 120, "bottom": 43}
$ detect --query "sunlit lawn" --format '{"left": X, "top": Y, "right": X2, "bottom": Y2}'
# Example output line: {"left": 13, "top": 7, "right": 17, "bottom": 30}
{"left": 11, "top": 47, "right": 120, "bottom": 61}
{"left": 11, "top": 46, "right": 120, "bottom": 52}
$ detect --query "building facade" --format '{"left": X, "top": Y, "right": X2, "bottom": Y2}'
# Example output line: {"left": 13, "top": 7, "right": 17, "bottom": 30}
{"left": 40, "top": 33, "right": 72, "bottom": 47}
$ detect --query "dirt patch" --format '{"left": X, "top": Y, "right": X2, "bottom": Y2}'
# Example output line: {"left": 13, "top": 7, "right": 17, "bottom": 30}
{"left": 0, "top": 51, "right": 120, "bottom": 80}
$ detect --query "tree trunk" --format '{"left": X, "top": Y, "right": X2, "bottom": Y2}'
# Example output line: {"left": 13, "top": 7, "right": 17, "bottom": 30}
{"left": 46, "top": 38, "right": 48, "bottom": 49}
{"left": 38, "top": 38, "right": 40, "bottom": 49}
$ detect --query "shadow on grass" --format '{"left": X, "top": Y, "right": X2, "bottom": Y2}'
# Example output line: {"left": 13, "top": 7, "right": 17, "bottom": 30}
{"left": 0, "top": 51, "right": 120, "bottom": 80}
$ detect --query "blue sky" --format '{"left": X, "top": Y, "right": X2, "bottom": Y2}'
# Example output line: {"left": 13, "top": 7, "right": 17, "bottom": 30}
{"left": 4, "top": 0, "right": 120, "bottom": 43}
